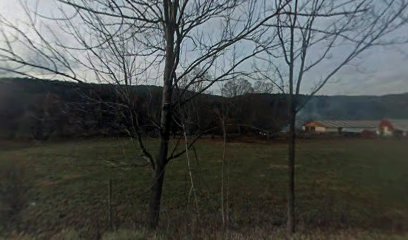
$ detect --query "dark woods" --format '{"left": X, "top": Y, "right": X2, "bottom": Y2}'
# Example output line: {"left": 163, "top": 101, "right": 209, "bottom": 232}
{"left": 3, "top": 78, "right": 408, "bottom": 141}
{"left": 0, "top": 78, "right": 289, "bottom": 141}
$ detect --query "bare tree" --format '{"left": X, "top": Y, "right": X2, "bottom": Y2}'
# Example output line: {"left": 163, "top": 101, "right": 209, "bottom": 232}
{"left": 221, "top": 78, "right": 254, "bottom": 98}
{"left": 257, "top": 0, "right": 408, "bottom": 235}
{"left": 253, "top": 80, "right": 274, "bottom": 94}
{"left": 0, "top": 0, "right": 289, "bottom": 229}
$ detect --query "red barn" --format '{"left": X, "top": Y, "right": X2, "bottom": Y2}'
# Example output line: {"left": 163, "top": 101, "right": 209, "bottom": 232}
{"left": 378, "top": 119, "right": 408, "bottom": 137}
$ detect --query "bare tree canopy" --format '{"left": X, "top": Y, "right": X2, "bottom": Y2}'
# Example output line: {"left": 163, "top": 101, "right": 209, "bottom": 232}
{"left": 256, "top": 0, "right": 408, "bottom": 99}
{"left": 253, "top": 80, "right": 274, "bottom": 94}
{"left": 221, "top": 78, "right": 254, "bottom": 97}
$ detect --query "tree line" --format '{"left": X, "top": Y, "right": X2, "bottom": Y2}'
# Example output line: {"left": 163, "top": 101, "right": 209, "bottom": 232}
{"left": 0, "top": 78, "right": 288, "bottom": 141}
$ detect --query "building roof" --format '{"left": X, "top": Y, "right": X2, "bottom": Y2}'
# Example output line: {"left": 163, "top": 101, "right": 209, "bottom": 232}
{"left": 305, "top": 120, "right": 378, "bottom": 129}
{"left": 384, "top": 119, "right": 408, "bottom": 131}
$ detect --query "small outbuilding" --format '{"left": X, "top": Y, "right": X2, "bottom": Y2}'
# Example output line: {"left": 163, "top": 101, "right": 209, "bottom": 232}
{"left": 303, "top": 120, "right": 378, "bottom": 135}
{"left": 378, "top": 119, "right": 408, "bottom": 137}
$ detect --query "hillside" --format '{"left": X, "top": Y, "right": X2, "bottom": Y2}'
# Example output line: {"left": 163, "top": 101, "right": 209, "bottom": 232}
{"left": 0, "top": 77, "right": 407, "bottom": 139}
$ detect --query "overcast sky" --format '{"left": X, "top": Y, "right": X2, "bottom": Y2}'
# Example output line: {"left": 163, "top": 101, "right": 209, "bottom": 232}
{"left": 317, "top": 45, "right": 408, "bottom": 96}
{"left": 0, "top": 0, "right": 407, "bottom": 96}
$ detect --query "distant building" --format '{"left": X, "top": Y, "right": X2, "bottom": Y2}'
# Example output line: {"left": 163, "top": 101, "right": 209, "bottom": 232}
{"left": 378, "top": 119, "right": 408, "bottom": 137}
{"left": 303, "top": 120, "right": 378, "bottom": 135}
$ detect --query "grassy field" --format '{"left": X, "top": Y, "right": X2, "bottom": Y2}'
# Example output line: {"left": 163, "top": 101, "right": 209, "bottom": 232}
{"left": 0, "top": 138, "right": 407, "bottom": 239}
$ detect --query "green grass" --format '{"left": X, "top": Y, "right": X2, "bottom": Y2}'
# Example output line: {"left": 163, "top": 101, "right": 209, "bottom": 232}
{"left": 0, "top": 138, "right": 407, "bottom": 239}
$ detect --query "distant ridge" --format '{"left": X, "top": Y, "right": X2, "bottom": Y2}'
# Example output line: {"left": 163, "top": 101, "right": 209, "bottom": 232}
{"left": 0, "top": 77, "right": 407, "bottom": 139}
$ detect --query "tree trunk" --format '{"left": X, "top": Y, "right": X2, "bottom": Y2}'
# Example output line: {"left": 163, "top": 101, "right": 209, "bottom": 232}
{"left": 287, "top": 1, "right": 297, "bottom": 232}
{"left": 148, "top": 0, "right": 175, "bottom": 228}
{"left": 148, "top": 105, "right": 172, "bottom": 228}
{"left": 148, "top": 73, "right": 173, "bottom": 229}
{"left": 287, "top": 104, "right": 296, "bottom": 234}
{"left": 148, "top": 159, "right": 166, "bottom": 229}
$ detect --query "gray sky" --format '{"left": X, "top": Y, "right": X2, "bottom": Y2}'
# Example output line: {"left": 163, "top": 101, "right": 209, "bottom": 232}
{"left": 0, "top": 0, "right": 407, "bottom": 96}
{"left": 317, "top": 45, "right": 408, "bottom": 95}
